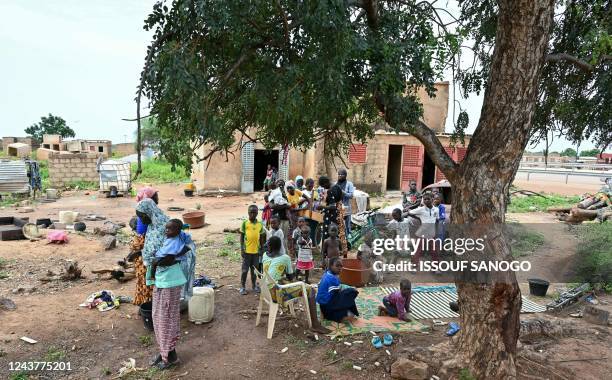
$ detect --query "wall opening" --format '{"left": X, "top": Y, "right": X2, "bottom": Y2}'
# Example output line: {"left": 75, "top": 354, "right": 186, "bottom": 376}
{"left": 98, "top": 146, "right": 104, "bottom": 153}
{"left": 386, "top": 145, "right": 403, "bottom": 191}
{"left": 254, "top": 149, "right": 279, "bottom": 191}
{"left": 422, "top": 151, "right": 436, "bottom": 188}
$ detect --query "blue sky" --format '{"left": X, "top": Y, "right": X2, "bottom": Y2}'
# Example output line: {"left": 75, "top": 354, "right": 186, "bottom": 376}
{"left": 0, "top": 1, "right": 594, "bottom": 151}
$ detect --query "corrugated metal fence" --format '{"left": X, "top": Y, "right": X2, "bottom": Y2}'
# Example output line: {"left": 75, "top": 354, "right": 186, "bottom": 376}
{"left": 0, "top": 160, "right": 29, "bottom": 193}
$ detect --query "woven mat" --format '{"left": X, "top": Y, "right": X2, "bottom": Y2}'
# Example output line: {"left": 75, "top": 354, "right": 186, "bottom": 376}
{"left": 319, "top": 287, "right": 429, "bottom": 336}
{"left": 380, "top": 285, "right": 546, "bottom": 320}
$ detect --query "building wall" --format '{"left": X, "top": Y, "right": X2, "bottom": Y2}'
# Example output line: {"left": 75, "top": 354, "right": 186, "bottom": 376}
{"left": 2, "top": 137, "right": 35, "bottom": 152}
{"left": 318, "top": 133, "right": 468, "bottom": 193}
{"left": 191, "top": 146, "right": 243, "bottom": 191}
{"left": 112, "top": 143, "right": 136, "bottom": 157}
{"left": 417, "top": 82, "right": 449, "bottom": 133}
{"left": 48, "top": 152, "right": 100, "bottom": 188}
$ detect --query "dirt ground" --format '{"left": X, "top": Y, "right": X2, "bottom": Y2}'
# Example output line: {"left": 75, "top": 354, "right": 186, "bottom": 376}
{"left": 0, "top": 184, "right": 610, "bottom": 379}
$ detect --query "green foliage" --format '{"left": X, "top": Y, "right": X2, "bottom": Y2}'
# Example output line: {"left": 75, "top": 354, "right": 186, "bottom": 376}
{"left": 575, "top": 223, "right": 612, "bottom": 288}
{"left": 0, "top": 271, "right": 8, "bottom": 280}
{"left": 131, "top": 159, "right": 189, "bottom": 183}
{"left": 507, "top": 194, "right": 579, "bottom": 213}
{"left": 141, "top": 0, "right": 460, "bottom": 171}
{"left": 45, "top": 346, "right": 66, "bottom": 361}
{"left": 579, "top": 148, "right": 601, "bottom": 157}
{"left": 139, "top": 334, "right": 153, "bottom": 346}
{"left": 25, "top": 114, "right": 75, "bottom": 143}
{"left": 459, "top": 368, "right": 476, "bottom": 380}
{"left": 38, "top": 160, "right": 50, "bottom": 191}
{"left": 459, "top": 0, "right": 611, "bottom": 151}
{"left": 560, "top": 147, "right": 577, "bottom": 157}
{"left": 507, "top": 223, "right": 545, "bottom": 258}
{"left": 9, "top": 373, "right": 29, "bottom": 380}
{"left": 137, "top": 116, "right": 162, "bottom": 151}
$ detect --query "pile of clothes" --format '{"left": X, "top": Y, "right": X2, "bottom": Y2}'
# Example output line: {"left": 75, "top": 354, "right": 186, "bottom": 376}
{"left": 79, "top": 290, "right": 120, "bottom": 312}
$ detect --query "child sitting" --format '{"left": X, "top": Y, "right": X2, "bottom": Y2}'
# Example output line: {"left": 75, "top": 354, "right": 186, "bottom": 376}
{"left": 321, "top": 223, "right": 343, "bottom": 269}
{"left": 150, "top": 219, "right": 191, "bottom": 280}
{"left": 378, "top": 279, "right": 412, "bottom": 322}
{"left": 295, "top": 226, "right": 314, "bottom": 283}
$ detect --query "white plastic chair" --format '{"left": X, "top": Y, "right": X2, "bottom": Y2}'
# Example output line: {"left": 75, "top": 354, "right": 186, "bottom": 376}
{"left": 254, "top": 269, "right": 312, "bottom": 339}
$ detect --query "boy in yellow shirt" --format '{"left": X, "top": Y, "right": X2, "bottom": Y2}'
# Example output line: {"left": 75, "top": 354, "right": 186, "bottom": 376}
{"left": 240, "top": 205, "right": 266, "bottom": 295}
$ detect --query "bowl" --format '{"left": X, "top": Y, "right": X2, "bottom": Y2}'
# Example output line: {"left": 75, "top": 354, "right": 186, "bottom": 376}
{"left": 182, "top": 211, "right": 205, "bottom": 229}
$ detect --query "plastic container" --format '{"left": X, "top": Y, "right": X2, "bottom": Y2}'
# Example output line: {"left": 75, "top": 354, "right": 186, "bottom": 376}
{"left": 528, "top": 278, "right": 550, "bottom": 297}
{"left": 182, "top": 211, "right": 205, "bottom": 229}
{"left": 46, "top": 188, "right": 58, "bottom": 199}
{"left": 139, "top": 301, "right": 154, "bottom": 331}
{"left": 339, "top": 258, "right": 370, "bottom": 288}
{"left": 59, "top": 211, "right": 79, "bottom": 225}
{"left": 188, "top": 287, "right": 215, "bottom": 324}
{"left": 184, "top": 189, "right": 194, "bottom": 197}
{"left": 74, "top": 222, "right": 86, "bottom": 232}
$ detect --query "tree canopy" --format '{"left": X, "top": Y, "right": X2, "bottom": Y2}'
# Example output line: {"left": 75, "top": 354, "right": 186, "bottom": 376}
{"left": 25, "top": 114, "right": 75, "bottom": 143}
{"left": 138, "top": 0, "right": 610, "bottom": 173}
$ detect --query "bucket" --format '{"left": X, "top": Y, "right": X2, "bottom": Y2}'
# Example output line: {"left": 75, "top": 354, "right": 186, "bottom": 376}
{"left": 184, "top": 189, "right": 194, "bottom": 197}
{"left": 46, "top": 188, "right": 58, "bottom": 199}
{"left": 528, "top": 278, "right": 549, "bottom": 297}
{"left": 139, "top": 301, "right": 154, "bottom": 331}
{"left": 59, "top": 211, "right": 79, "bottom": 225}
{"left": 339, "top": 258, "right": 370, "bottom": 287}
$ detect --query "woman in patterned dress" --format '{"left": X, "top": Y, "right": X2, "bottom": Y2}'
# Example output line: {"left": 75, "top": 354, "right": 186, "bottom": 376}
{"left": 317, "top": 176, "right": 348, "bottom": 256}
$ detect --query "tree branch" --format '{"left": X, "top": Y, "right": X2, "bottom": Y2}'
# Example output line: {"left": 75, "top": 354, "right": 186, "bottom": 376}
{"left": 546, "top": 53, "right": 611, "bottom": 72}
{"left": 410, "top": 121, "right": 459, "bottom": 182}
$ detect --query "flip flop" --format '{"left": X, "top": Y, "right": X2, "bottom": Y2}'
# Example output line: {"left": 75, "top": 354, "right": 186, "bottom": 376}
{"left": 383, "top": 333, "right": 394, "bottom": 346}
{"left": 371, "top": 336, "right": 383, "bottom": 349}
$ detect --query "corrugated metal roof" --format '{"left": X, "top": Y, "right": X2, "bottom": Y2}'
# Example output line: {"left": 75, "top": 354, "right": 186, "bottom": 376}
{"left": 381, "top": 286, "right": 546, "bottom": 320}
{"left": 0, "top": 160, "right": 29, "bottom": 193}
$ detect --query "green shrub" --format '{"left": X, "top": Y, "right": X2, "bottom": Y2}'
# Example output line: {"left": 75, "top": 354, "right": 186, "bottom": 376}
{"left": 507, "top": 223, "right": 546, "bottom": 257}
{"left": 575, "top": 223, "right": 612, "bottom": 290}
{"left": 132, "top": 159, "right": 190, "bottom": 183}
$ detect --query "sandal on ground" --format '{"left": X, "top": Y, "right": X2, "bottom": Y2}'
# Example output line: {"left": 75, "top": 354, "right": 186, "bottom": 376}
{"left": 383, "top": 333, "right": 394, "bottom": 346}
{"left": 157, "top": 357, "right": 180, "bottom": 370}
{"left": 149, "top": 353, "right": 162, "bottom": 367}
{"left": 371, "top": 336, "right": 383, "bottom": 349}
{"left": 239, "top": 287, "right": 248, "bottom": 295}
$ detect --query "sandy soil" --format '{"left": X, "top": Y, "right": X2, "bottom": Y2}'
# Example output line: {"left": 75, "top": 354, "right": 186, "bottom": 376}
{"left": 0, "top": 185, "right": 609, "bottom": 379}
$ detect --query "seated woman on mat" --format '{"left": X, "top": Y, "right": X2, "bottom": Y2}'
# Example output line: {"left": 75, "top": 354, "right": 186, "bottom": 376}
{"left": 316, "top": 257, "right": 359, "bottom": 323}
{"left": 262, "top": 236, "right": 330, "bottom": 334}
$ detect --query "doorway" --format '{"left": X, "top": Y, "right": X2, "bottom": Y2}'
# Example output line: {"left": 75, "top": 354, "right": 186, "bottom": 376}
{"left": 254, "top": 149, "right": 279, "bottom": 191}
{"left": 386, "top": 145, "right": 403, "bottom": 190}
{"left": 422, "top": 151, "right": 436, "bottom": 188}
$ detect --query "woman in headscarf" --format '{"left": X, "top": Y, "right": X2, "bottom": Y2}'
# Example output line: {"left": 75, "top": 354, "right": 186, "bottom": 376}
{"left": 317, "top": 176, "right": 347, "bottom": 256}
{"left": 295, "top": 175, "right": 305, "bottom": 191}
{"left": 131, "top": 187, "right": 159, "bottom": 305}
{"left": 136, "top": 198, "right": 196, "bottom": 369}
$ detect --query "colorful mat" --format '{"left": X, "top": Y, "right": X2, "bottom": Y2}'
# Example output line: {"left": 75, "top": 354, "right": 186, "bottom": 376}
{"left": 319, "top": 287, "right": 429, "bottom": 336}
{"left": 380, "top": 285, "right": 546, "bottom": 320}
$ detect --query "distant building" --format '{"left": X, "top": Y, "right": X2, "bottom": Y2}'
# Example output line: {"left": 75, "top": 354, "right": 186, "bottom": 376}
{"left": 520, "top": 152, "right": 569, "bottom": 164}
{"left": 37, "top": 134, "right": 112, "bottom": 160}
{"left": 192, "top": 82, "right": 470, "bottom": 193}
{"left": 596, "top": 153, "right": 612, "bottom": 164}
{"left": 2, "top": 136, "right": 37, "bottom": 153}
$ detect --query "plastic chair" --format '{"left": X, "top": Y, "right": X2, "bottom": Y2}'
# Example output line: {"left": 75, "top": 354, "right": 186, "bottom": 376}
{"left": 254, "top": 269, "right": 312, "bottom": 339}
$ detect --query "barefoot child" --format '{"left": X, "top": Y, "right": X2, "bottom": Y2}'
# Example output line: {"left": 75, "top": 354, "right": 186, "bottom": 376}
{"left": 239, "top": 205, "right": 266, "bottom": 295}
{"left": 296, "top": 226, "right": 314, "bottom": 283}
{"left": 378, "top": 279, "right": 412, "bottom": 322}
{"left": 321, "top": 223, "right": 343, "bottom": 269}
{"left": 316, "top": 257, "right": 359, "bottom": 323}
{"left": 150, "top": 219, "right": 191, "bottom": 280}
{"left": 357, "top": 231, "right": 383, "bottom": 284}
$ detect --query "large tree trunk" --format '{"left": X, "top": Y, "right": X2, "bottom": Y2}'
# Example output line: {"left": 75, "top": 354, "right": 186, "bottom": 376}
{"left": 449, "top": 0, "right": 555, "bottom": 378}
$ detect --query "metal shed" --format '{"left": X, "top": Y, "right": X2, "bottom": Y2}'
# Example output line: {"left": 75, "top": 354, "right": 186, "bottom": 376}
{"left": 0, "top": 160, "right": 30, "bottom": 193}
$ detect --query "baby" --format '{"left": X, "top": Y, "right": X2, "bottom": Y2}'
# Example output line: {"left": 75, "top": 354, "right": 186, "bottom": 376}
{"left": 150, "top": 219, "right": 191, "bottom": 280}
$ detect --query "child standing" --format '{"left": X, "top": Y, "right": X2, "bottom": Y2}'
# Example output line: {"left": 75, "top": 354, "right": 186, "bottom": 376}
{"left": 240, "top": 205, "right": 266, "bottom": 295}
{"left": 386, "top": 208, "right": 412, "bottom": 264}
{"left": 321, "top": 223, "right": 343, "bottom": 269}
{"left": 296, "top": 226, "right": 314, "bottom": 283}
{"left": 150, "top": 219, "right": 192, "bottom": 281}
{"left": 405, "top": 194, "right": 439, "bottom": 265}
{"left": 378, "top": 279, "right": 412, "bottom": 322}
{"left": 266, "top": 215, "right": 286, "bottom": 255}
{"left": 289, "top": 217, "right": 306, "bottom": 257}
